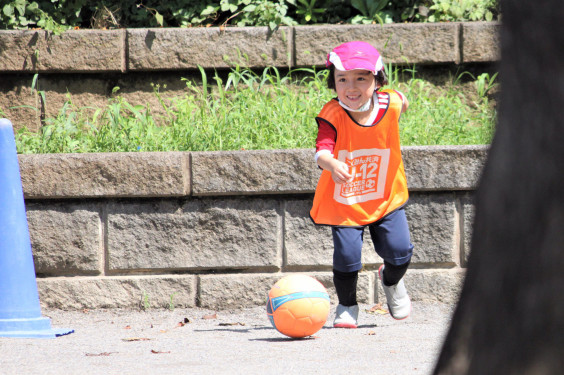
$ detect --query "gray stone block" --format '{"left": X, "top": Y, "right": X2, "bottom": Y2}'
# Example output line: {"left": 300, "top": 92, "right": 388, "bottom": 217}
{"left": 406, "top": 193, "right": 458, "bottom": 265}
{"left": 16, "top": 145, "right": 488, "bottom": 201}
{"left": 0, "top": 30, "right": 124, "bottom": 72}
{"left": 294, "top": 23, "right": 457, "bottom": 67}
{"left": 284, "top": 199, "right": 382, "bottom": 270}
{"left": 27, "top": 202, "right": 103, "bottom": 275}
{"left": 402, "top": 145, "right": 488, "bottom": 191}
{"left": 20, "top": 152, "right": 190, "bottom": 199}
{"left": 462, "top": 22, "right": 501, "bottom": 63}
{"left": 127, "top": 27, "right": 291, "bottom": 70}
{"left": 107, "top": 198, "right": 282, "bottom": 271}
{"left": 284, "top": 199, "right": 333, "bottom": 269}
{"left": 191, "top": 149, "right": 320, "bottom": 196}
{"left": 285, "top": 193, "right": 461, "bottom": 269}
{"left": 461, "top": 193, "right": 476, "bottom": 265}
{"left": 37, "top": 275, "right": 197, "bottom": 309}
{"left": 285, "top": 193, "right": 460, "bottom": 267}
{"left": 375, "top": 268, "right": 464, "bottom": 304}
{"left": 17, "top": 147, "right": 488, "bottom": 200}
{"left": 198, "top": 272, "right": 372, "bottom": 309}
{"left": 199, "top": 273, "right": 282, "bottom": 309}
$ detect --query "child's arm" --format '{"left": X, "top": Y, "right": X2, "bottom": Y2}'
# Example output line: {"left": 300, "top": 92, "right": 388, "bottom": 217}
{"left": 401, "top": 96, "right": 409, "bottom": 113}
{"left": 395, "top": 90, "right": 409, "bottom": 113}
{"left": 317, "top": 154, "right": 353, "bottom": 184}
{"left": 315, "top": 119, "right": 353, "bottom": 184}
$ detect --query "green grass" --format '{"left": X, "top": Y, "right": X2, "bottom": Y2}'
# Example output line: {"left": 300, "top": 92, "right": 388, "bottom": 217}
{"left": 13, "top": 66, "right": 497, "bottom": 154}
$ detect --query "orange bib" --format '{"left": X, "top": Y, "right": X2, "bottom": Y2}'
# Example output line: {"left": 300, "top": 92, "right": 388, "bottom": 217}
{"left": 310, "top": 90, "right": 409, "bottom": 226}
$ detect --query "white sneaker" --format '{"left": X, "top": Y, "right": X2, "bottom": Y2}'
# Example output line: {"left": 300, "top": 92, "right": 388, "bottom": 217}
{"left": 333, "top": 304, "right": 359, "bottom": 328}
{"left": 378, "top": 265, "right": 411, "bottom": 320}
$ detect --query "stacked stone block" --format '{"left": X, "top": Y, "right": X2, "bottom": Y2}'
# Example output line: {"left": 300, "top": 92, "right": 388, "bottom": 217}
{"left": 18, "top": 146, "right": 487, "bottom": 309}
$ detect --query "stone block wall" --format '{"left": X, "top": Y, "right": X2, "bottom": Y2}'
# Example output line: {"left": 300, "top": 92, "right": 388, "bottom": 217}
{"left": 0, "top": 22, "right": 500, "bottom": 132}
{"left": 18, "top": 145, "right": 487, "bottom": 310}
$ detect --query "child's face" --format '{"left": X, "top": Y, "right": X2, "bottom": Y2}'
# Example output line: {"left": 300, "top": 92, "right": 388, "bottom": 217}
{"left": 334, "top": 69, "right": 377, "bottom": 111}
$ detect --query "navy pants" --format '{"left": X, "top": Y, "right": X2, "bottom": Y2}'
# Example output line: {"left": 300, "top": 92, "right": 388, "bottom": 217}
{"left": 332, "top": 208, "right": 413, "bottom": 273}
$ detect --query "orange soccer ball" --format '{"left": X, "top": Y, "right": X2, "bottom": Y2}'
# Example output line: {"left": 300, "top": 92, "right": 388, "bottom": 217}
{"left": 266, "top": 275, "right": 330, "bottom": 338}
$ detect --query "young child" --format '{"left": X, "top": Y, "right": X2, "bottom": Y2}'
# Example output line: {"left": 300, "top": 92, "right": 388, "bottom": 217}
{"left": 310, "top": 41, "right": 413, "bottom": 328}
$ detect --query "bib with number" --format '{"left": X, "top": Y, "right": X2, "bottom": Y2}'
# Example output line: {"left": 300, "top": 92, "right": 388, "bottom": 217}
{"left": 310, "top": 90, "right": 409, "bottom": 226}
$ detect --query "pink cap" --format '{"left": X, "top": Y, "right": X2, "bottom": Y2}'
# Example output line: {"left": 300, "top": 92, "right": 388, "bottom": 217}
{"left": 326, "top": 41, "right": 383, "bottom": 74}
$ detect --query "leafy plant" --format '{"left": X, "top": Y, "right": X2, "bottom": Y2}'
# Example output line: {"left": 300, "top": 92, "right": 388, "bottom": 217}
{"left": 399, "top": 75, "right": 496, "bottom": 145}
{"left": 294, "top": 0, "right": 327, "bottom": 23}
{"left": 384, "top": 0, "right": 435, "bottom": 23}
{"left": 474, "top": 72, "right": 498, "bottom": 98}
{"left": 140, "top": 291, "right": 151, "bottom": 311}
{"left": 221, "top": 0, "right": 297, "bottom": 29}
{"left": 454, "top": 71, "right": 498, "bottom": 98}
{"left": 169, "top": 292, "right": 177, "bottom": 311}
{"left": 428, "top": 0, "right": 498, "bottom": 22}
{"left": 350, "top": 0, "right": 390, "bottom": 24}
{"left": 1, "top": 0, "right": 500, "bottom": 30}
{"left": 0, "top": 0, "right": 76, "bottom": 33}
{"left": 14, "top": 65, "right": 497, "bottom": 154}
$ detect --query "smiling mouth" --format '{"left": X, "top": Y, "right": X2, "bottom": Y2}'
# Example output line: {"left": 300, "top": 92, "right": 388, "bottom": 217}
{"left": 346, "top": 96, "right": 363, "bottom": 107}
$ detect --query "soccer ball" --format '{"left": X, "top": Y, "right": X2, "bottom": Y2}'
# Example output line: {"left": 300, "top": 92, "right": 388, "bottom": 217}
{"left": 266, "top": 274, "right": 330, "bottom": 338}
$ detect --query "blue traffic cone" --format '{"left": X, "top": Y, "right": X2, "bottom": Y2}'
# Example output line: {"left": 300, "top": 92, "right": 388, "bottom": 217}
{"left": 0, "top": 119, "right": 73, "bottom": 338}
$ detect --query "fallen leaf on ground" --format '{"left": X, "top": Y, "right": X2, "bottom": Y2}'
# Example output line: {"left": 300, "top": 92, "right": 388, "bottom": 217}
{"left": 122, "top": 337, "right": 151, "bottom": 342}
{"left": 176, "top": 317, "right": 191, "bottom": 328}
{"left": 366, "top": 304, "right": 388, "bottom": 315}
{"left": 367, "top": 303, "right": 383, "bottom": 311}
{"left": 151, "top": 350, "right": 171, "bottom": 354}
{"left": 124, "top": 325, "right": 132, "bottom": 329}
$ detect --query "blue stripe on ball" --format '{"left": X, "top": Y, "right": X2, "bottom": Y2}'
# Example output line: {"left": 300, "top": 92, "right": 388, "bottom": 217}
{"left": 270, "top": 291, "right": 330, "bottom": 312}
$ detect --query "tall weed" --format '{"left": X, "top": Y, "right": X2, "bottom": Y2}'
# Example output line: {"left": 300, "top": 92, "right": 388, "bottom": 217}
{"left": 15, "top": 65, "right": 496, "bottom": 154}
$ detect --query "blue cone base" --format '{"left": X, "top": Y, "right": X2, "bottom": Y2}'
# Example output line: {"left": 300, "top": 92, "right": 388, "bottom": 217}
{"left": 0, "top": 119, "right": 74, "bottom": 340}
{"left": 0, "top": 316, "right": 74, "bottom": 339}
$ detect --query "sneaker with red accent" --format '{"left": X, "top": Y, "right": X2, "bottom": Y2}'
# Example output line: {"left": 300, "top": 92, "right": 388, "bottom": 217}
{"left": 333, "top": 304, "right": 359, "bottom": 328}
{"left": 378, "top": 265, "right": 411, "bottom": 320}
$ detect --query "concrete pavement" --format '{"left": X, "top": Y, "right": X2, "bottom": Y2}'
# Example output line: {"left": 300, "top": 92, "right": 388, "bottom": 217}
{"left": 0, "top": 302, "right": 453, "bottom": 375}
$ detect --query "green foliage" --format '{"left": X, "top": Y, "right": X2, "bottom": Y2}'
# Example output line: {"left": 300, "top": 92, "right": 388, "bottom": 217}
{"left": 169, "top": 292, "right": 177, "bottom": 311}
{"left": 474, "top": 72, "right": 498, "bottom": 98}
{"left": 428, "top": 0, "right": 498, "bottom": 22}
{"left": 140, "top": 291, "right": 150, "bottom": 310}
{"left": 1, "top": 0, "right": 500, "bottom": 30}
{"left": 1, "top": 0, "right": 87, "bottom": 33}
{"left": 15, "top": 66, "right": 496, "bottom": 154}
{"left": 399, "top": 79, "right": 495, "bottom": 145}
{"left": 220, "top": 0, "right": 296, "bottom": 29}
{"left": 118, "top": 1, "right": 216, "bottom": 28}
{"left": 350, "top": 0, "right": 390, "bottom": 24}
{"left": 294, "top": 0, "right": 327, "bottom": 24}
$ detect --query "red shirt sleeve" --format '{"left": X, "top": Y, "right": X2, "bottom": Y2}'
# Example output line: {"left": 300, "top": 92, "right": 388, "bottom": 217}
{"left": 315, "top": 118, "right": 336, "bottom": 154}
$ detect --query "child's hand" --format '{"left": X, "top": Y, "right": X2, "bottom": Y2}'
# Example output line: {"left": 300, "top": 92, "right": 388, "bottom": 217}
{"left": 331, "top": 161, "right": 353, "bottom": 184}
{"left": 317, "top": 154, "right": 353, "bottom": 184}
